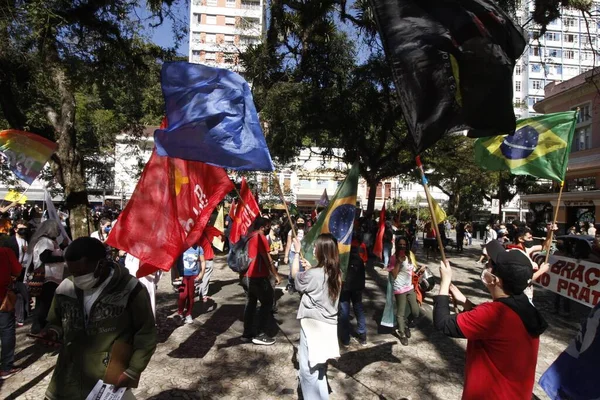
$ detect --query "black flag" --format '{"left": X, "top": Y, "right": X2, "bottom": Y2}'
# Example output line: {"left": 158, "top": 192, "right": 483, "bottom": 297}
{"left": 370, "top": 0, "right": 526, "bottom": 153}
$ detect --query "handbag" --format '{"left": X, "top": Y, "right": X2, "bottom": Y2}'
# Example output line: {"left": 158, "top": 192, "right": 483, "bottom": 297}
{"left": 0, "top": 284, "right": 17, "bottom": 312}
{"left": 27, "top": 265, "right": 46, "bottom": 297}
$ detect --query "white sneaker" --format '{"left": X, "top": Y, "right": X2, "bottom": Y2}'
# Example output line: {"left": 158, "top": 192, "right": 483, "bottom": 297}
{"left": 184, "top": 315, "right": 193, "bottom": 324}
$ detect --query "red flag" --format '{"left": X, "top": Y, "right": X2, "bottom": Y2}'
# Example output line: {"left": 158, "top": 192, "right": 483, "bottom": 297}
{"left": 106, "top": 150, "right": 234, "bottom": 276}
{"left": 373, "top": 203, "right": 386, "bottom": 259}
{"left": 229, "top": 199, "right": 237, "bottom": 219}
{"left": 229, "top": 177, "right": 260, "bottom": 244}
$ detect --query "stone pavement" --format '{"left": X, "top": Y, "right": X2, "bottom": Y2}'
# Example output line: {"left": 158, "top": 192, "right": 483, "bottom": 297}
{"left": 0, "top": 240, "right": 590, "bottom": 399}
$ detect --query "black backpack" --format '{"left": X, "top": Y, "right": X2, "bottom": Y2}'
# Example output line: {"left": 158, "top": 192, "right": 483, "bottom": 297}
{"left": 227, "top": 234, "right": 256, "bottom": 274}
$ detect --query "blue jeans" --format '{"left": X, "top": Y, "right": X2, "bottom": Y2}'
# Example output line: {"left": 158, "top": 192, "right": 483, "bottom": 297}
{"left": 383, "top": 242, "right": 392, "bottom": 267}
{"left": 299, "top": 326, "right": 329, "bottom": 399}
{"left": 338, "top": 290, "right": 366, "bottom": 345}
{"left": 287, "top": 251, "right": 304, "bottom": 287}
{"left": 0, "top": 311, "right": 16, "bottom": 372}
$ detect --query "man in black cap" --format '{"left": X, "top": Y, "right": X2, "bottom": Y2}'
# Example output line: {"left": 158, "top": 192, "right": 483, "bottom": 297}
{"left": 433, "top": 240, "right": 548, "bottom": 400}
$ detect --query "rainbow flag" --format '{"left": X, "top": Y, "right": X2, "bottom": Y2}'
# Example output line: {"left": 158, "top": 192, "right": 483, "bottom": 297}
{"left": 0, "top": 130, "right": 58, "bottom": 184}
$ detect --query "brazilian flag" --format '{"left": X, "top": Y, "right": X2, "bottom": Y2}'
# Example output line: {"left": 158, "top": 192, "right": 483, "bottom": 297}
{"left": 301, "top": 162, "right": 359, "bottom": 276}
{"left": 474, "top": 111, "right": 577, "bottom": 182}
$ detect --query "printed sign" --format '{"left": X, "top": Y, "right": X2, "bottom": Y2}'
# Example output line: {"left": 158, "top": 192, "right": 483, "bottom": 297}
{"left": 531, "top": 252, "right": 600, "bottom": 308}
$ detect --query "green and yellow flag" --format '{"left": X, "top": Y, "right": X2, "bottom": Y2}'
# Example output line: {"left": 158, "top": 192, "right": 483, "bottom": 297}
{"left": 431, "top": 197, "right": 447, "bottom": 224}
{"left": 301, "top": 162, "right": 359, "bottom": 276}
{"left": 474, "top": 111, "right": 577, "bottom": 182}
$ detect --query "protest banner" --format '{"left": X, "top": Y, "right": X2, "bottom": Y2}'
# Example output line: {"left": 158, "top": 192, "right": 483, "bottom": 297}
{"left": 531, "top": 252, "right": 600, "bottom": 308}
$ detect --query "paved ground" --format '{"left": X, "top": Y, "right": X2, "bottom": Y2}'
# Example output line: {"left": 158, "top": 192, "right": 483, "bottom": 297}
{"left": 0, "top": 239, "right": 590, "bottom": 399}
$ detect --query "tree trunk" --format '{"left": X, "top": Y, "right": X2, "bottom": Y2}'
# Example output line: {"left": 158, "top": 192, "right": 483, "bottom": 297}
{"left": 48, "top": 66, "right": 90, "bottom": 239}
{"left": 366, "top": 178, "right": 378, "bottom": 216}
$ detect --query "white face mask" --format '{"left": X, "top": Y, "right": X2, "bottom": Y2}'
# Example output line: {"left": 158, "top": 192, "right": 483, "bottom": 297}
{"left": 73, "top": 272, "right": 99, "bottom": 291}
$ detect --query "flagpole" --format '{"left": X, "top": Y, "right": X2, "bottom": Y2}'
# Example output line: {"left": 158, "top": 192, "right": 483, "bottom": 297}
{"left": 415, "top": 156, "right": 447, "bottom": 262}
{"left": 545, "top": 180, "right": 564, "bottom": 264}
{"left": 416, "top": 156, "right": 457, "bottom": 313}
{"left": 272, "top": 172, "right": 297, "bottom": 242}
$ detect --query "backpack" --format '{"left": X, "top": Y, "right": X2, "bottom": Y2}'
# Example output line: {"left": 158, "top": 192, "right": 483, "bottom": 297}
{"left": 227, "top": 234, "right": 256, "bottom": 274}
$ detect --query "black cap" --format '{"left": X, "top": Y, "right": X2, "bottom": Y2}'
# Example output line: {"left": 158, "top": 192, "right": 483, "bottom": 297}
{"left": 485, "top": 241, "right": 533, "bottom": 295}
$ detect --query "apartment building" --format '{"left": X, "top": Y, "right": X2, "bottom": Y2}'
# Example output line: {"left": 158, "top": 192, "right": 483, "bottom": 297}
{"left": 188, "top": 0, "right": 264, "bottom": 70}
{"left": 514, "top": 1, "right": 600, "bottom": 118}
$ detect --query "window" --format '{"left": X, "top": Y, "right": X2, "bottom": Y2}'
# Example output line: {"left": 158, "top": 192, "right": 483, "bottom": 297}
{"left": 225, "top": 16, "right": 236, "bottom": 25}
{"left": 206, "top": 0, "right": 217, "bottom": 5}
{"left": 226, "top": 0, "right": 236, "bottom": 6}
{"left": 283, "top": 177, "right": 291, "bottom": 191}
{"left": 515, "top": 81, "right": 521, "bottom": 92}
{"left": 385, "top": 183, "right": 391, "bottom": 198}
{"left": 564, "top": 66, "right": 579, "bottom": 76}
{"left": 205, "top": 52, "right": 216, "bottom": 60}
{"left": 376, "top": 183, "right": 383, "bottom": 198}
{"left": 530, "top": 46, "right": 541, "bottom": 56}
{"left": 206, "top": 14, "right": 217, "bottom": 24}
{"left": 545, "top": 32, "right": 560, "bottom": 41}
{"left": 574, "top": 126, "right": 592, "bottom": 151}
{"left": 224, "top": 34, "right": 234, "bottom": 42}
{"left": 571, "top": 103, "right": 592, "bottom": 151}
{"left": 205, "top": 33, "right": 216, "bottom": 43}
{"left": 528, "top": 97, "right": 542, "bottom": 106}
{"left": 564, "top": 50, "right": 576, "bottom": 59}
{"left": 192, "top": 32, "right": 201, "bottom": 43}
{"left": 564, "top": 18, "right": 577, "bottom": 28}
{"left": 564, "top": 33, "right": 578, "bottom": 43}
{"left": 531, "top": 64, "right": 542, "bottom": 73}
{"left": 193, "top": 13, "right": 201, "bottom": 24}
{"left": 531, "top": 80, "right": 543, "bottom": 90}
{"left": 191, "top": 50, "right": 201, "bottom": 63}
{"left": 515, "top": 65, "right": 521, "bottom": 75}
{"left": 546, "top": 48, "right": 561, "bottom": 58}
{"left": 555, "top": 65, "right": 562, "bottom": 75}
{"left": 581, "top": 51, "right": 594, "bottom": 61}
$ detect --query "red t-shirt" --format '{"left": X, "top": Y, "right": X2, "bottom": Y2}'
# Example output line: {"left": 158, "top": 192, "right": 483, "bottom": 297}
{"left": 457, "top": 302, "right": 539, "bottom": 400}
{"left": 246, "top": 233, "right": 270, "bottom": 278}
{"left": 0, "top": 247, "right": 22, "bottom": 302}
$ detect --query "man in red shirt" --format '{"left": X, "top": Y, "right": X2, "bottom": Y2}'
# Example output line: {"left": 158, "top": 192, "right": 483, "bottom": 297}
{"left": 0, "top": 247, "right": 23, "bottom": 379}
{"left": 433, "top": 240, "right": 547, "bottom": 400}
{"left": 242, "top": 217, "right": 280, "bottom": 345}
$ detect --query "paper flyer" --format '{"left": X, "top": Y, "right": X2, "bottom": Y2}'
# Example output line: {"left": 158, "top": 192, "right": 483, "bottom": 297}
{"left": 85, "top": 380, "right": 126, "bottom": 400}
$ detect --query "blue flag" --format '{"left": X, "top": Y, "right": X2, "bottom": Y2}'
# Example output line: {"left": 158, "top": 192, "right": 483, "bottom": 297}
{"left": 539, "top": 302, "right": 600, "bottom": 399}
{"left": 154, "top": 62, "right": 274, "bottom": 171}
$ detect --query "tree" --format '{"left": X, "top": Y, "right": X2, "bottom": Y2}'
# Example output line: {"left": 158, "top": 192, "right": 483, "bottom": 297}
{"left": 0, "top": 0, "right": 182, "bottom": 237}
{"left": 241, "top": 1, "right": 416, "bottom": 215}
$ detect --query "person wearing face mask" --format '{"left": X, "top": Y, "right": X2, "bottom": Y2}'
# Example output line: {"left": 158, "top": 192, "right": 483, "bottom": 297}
{"left": 2, "top": 220, "right": 31, "bottom": 327}
{"left": 434, "top": 241, "right": 548, "bottom": 400}
{"left": 284, "top": 217, "right": 306, "bottom": 294}
{"left": 381, "top": 237, "right": 420, "bottom": 346}
{"left": 90, "top": 218, "right": 112, "bottom": 243}
{"left": 39, "top": 237, "right": 156, "bottom": 400}
{"left": 28, "top": 220, "right": 66, "bottom": 335}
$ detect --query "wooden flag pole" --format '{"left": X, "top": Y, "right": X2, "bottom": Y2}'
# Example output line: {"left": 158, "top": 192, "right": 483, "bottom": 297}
{"left": 415, "top": 156, "right": 447, "bottom": 263}
{"left": 545, "top": 180, "right": 564, "bottom": 264}
{"left": 416, "top": 156, "right": 457, "bottom": 313}
{"left": 272, "top": 172, "right": 297, "bottom": 241}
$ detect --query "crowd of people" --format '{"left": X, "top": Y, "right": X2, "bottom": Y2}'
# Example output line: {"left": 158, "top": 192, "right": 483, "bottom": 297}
{"left": 0, "top": 198, "right": 597, "bottom": 399}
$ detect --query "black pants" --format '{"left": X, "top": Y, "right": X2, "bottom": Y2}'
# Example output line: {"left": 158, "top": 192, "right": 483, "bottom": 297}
{"left": 14, "top": 282, "right": 29, "bottom": 324}
{"left": 31, "top": 282, "right": 58, "bottom": 334}
{"left": 242, "top": 277, "right": 273, "bottom": 337}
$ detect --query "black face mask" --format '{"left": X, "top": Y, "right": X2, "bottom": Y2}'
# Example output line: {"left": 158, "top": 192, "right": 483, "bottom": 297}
{"left": 524, "top": 240, "right": 535, "bottom": 248}
{"left": 297, "top": 224, "right": 305, "bottom": 229}
{"left": 16, "top": 228, "right": 27, "bottom": 236}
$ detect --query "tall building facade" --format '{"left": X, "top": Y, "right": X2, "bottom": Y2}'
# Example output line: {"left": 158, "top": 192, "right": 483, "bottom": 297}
{"left": 514, "top": 2, "right": 600, "bottom": 118}
{"left": 188, "top": 0, "right": 264, "bottom": 70}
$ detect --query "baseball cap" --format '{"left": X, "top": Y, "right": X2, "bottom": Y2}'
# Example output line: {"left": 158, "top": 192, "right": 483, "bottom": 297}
{"left": 485, "top": 241, "right": 533, "bottom": 295}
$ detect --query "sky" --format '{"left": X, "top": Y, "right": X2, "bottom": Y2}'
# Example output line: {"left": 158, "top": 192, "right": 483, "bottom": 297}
{"left": 137, "top": 1, "right": 190, "bottom": 57}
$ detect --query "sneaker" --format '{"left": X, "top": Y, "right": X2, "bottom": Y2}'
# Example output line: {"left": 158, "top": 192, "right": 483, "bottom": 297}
{"left": 357, "top": 333, "right": 367, "bottom": 346}
{"left": 405, "top": 327, "right": 411, "bottom": 339}
{"left": 395, "top": 329, "right": 408, "bottom": 346}
{"left": 0, "top": 368, "right": 22, "bottom": 380}
{"left": 252, "top": 333, "right": 275, "bottom": 346}
{"left": 184, "top": 315, "right": 193, "bottom": 324}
